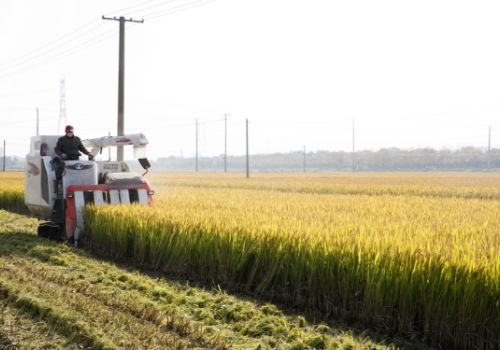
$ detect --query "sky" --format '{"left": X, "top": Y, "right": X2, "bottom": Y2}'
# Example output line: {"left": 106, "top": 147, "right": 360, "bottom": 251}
{"left": 1, "top": 0, "right": 500, "bottom": 161}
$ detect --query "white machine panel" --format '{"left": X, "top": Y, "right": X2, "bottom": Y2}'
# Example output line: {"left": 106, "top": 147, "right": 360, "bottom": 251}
{"left": 29, "top": 135, "right": 62, "bottom": 159}
{"left": 25, "top": 154, "right": 57, "bottom": 219}
{"left": 24, "top": 156, "right": 42, "bottom": 207}
{"left": 74, "top": 191, "right": 86, "bottom": 233}
{"left": 138, "top": 189, "right": 148, "bottom": 205}
{"left": 119, "top": 190, "right": 130, "bottom": 204}
{"left": 94, "top": 191, "right": 105, "bottom": 206}
{"left": 96, "top": 161, "right": 129, "bottom": 174}
{"left": 63, "top": 161, "right": 98, "bottom": 197}
{"left": 109, "top": 190, "right": 120, "bottom": 204}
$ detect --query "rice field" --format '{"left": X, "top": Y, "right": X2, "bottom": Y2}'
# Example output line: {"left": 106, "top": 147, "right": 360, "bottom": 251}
{"left": 83, "top": 172, "right": 500, "bottom": 350}
{"left": 0, "top": 210, "right": 405, "bottom": 350}
{"left": 0, "top": 172, "right": 26, "bottom": 213}
{"left": 1, "top": 171, "right": 500, "bottom": 349}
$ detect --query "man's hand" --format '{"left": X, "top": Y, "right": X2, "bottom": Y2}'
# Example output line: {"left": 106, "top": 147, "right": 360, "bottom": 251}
{"left": 88, "top": 154, "right": 94, "bottom": 161}
{"left": 61, "top": 154, "right": 68, "bottom": 160}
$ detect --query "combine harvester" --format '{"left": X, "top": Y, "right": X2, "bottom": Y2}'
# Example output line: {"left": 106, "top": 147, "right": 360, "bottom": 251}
{"left": 24, "top": 133, "right": 154, "bottom": 246}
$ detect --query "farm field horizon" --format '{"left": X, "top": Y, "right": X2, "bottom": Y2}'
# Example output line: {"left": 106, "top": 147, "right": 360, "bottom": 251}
{"left": 1, "top": 172, "right": 499, "bottom": 349}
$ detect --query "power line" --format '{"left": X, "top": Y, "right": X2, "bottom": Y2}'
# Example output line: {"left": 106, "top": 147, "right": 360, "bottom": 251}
{"left": 0, "top": 88, "right": 54, "bottom": 97}
{"left": 138, "top": 122, "right": 197, "bottom": 129}
{"left": 123, "top": 0, "right": 176, "bottom": 16}
{"left": 0, "top": 26, "right": 118, "bottom": 79}
{"left": 0, "top": 23, "right": 108, "bottom": 74}
{"left": 0, "top": 0, "right": 161, "bottom": 69}
{"left": 0, "top": 19, "right": 100, "bottom": 69}
{"left": 141, "top": 0, "right": 204, "bottom": 18}
{"left": 104, "top": 0, "right": 156, "bottom": 16}
{"left": 145, "top": 0, "right": 217, "bottom": 21}
{"left": 252, "top": 119, "right": 352, "bottom": 126}
{"left": 0, "top": 0, "right": 215, "bottom": 79}
{"left": 0, "top": 117, "right": 59, "bottom": 127}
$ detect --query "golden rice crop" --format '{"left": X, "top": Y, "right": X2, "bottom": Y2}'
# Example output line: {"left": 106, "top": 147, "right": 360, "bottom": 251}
{"left": 148, "top": 172, "right": 500, "bottom": 200}
{"left": 0, "top": 172, "right": 26, "bottom": 213}
{"left": 84, "top": 172, "right": 500, "bottom": 350}
{"left": 2, "top": 171, "right": 500, "bottom": 348}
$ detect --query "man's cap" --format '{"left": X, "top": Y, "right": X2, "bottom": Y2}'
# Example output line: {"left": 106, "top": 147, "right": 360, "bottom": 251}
{"left": 65, "top": 125, "right": 74, "bottom": 133}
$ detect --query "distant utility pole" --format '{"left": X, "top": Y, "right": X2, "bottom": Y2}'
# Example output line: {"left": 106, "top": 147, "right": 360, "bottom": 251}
{"left": 352, "top": 120, "right": 355, "bottom": 173}
{"left": 3, "top": 140, "right": 5, "bottom": 172}
{"left": 108, "top": 132, "right": 111, "bottom": 161}
{"left": 102, "top": 15, "right": 144, "bottom": 162}
{"left": 488, "top": 126, "right": 491, "bottom": 172}
{"left": 303, "top": 146, "right": 306, "bottom": 173}
{"left": 36, "top": 108, "right": 39, "bottom": 136}
{"left": 196, "top": 120, "right": 198, "bottom": 172}
{"left": 224, "top": 114, "right": 228, "bottom": 172}
{"left": 246, "top": 119, "right": 249, "bottom": 179}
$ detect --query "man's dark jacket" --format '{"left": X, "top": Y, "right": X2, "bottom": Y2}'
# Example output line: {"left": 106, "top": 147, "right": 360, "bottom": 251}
{"left": 55, "top": 135, "right": 87, "bottom": 158}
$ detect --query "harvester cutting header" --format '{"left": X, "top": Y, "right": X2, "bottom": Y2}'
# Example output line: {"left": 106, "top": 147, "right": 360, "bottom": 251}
{"left": 25, "top": 127, "right": 154, "bottom": 246}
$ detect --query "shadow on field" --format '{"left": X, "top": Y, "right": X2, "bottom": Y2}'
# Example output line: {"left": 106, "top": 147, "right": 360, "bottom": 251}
{"left": 0, "top": 227, "right": 432, "bottom": 350}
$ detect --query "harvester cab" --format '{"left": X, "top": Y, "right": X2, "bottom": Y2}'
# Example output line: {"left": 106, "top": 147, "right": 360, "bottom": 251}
{"left": 25, "top": 133, "right": 153, "bottom": 246}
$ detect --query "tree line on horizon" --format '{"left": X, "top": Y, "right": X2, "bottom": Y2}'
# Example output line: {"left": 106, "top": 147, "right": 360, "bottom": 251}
{"left": 153, "top": 146, "right": 500, "bottom": 171}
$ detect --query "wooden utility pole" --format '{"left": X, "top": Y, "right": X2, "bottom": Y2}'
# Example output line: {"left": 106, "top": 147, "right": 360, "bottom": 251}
{"left": 352, "top": 120, "right": 355, "bottom": 173}
{"left": 224, "top": 114, "right": 227, "bottom": 172}
{"left": 196, "top": 120, "right": 198, "bottom": 172}
{"left": 488, "top": 126, "right": 491, "bottom": 172}
{"left": 246, "top": 119, "right": 249, "bottom": 179}
{"left": 3, "top": 140, "right": 5, "bottom": 172}
{"left": 102, "top": 15, "right": 144, "bottom": 161}
{"left": 303, "top": 146, "right": 306, "bottom": 173}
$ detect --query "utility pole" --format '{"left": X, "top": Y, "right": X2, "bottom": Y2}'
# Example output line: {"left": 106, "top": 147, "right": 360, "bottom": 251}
{"left": 246, "top": 119, "right": 249, "bottom": 179}
{"left": 108, "top": 132, "right": 111, "bottom": 161}
{"left": 102, "top": 15, "right": 144, "bottom": 161}
{"left": 224, "top": 114, "right": 227, "bottom": 172}
{"left": 36, "top": 108, "right": 39, "bottom": 136}
{"left": 488, "top": 126, "right": 491, "bottom": 172}
{"left": 352, "top": 120, "right": 355, "bottom": 173}
{"left": 303, "top": 146, "right": 306, "bottom": 173}
{"left": 3, "top": 140, "right": 5, "bottom": 172}
{"left": 196, "top": 120, "right": 198, "bottom": 172}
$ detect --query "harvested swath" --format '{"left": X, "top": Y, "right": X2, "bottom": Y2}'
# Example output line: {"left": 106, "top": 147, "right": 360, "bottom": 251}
{"left": 84, "top": 186, "right": 500, "bottom": 350}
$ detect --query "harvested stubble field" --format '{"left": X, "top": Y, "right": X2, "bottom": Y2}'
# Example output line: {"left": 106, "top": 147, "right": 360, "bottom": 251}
{"left": 1, "top": 172, "right": 499, "bottom": 350}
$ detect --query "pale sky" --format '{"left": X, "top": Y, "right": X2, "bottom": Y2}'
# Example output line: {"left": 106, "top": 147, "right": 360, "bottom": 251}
{"left": 1, "top": 0, "right": 500, "bottom": 161}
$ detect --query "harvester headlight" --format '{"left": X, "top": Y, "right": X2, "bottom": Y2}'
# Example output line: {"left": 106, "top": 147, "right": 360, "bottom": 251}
{"left": 67, "top": 192, "right": 74, "bottom": 199}
{"left": 148, "top": 190, "right": 154, "bottom": 196}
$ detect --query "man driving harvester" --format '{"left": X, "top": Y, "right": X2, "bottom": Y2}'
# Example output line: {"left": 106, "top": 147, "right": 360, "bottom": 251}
{"left": 55, "top": 125, "right": 92, "bottom": 160}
